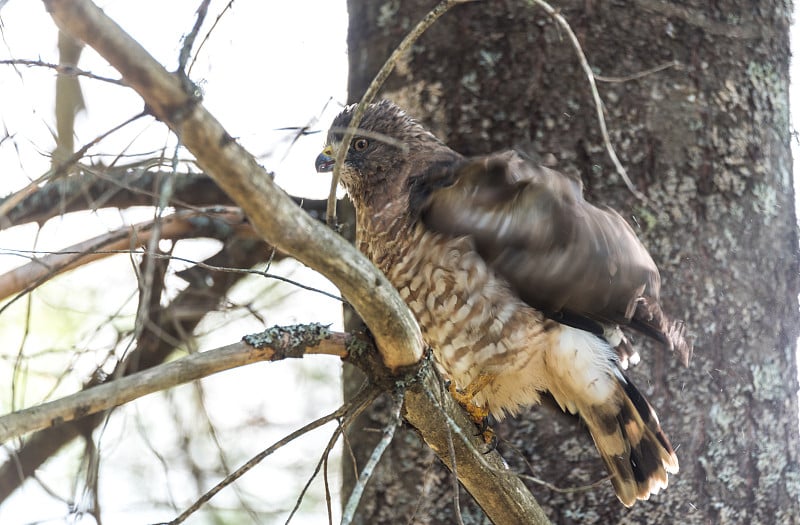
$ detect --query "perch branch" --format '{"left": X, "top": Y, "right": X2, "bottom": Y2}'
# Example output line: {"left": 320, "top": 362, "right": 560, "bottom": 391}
{"left": 403, "top": 364, "right": 552, "bottom": 525}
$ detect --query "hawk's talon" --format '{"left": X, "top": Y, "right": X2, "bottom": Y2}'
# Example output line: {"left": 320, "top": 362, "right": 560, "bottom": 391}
{"left": 482, "top": 429, "right": 498, "bottom": 453}
{"left": 446, "top": 373, "right": 497, "bottom": 446}
{"left": 474, "top": 415, "right": 498, "bottom": 451}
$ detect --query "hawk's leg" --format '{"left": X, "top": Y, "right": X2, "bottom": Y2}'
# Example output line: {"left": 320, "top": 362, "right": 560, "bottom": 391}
{"left": 447, "top": 373, "right": 497, "bottom": 446}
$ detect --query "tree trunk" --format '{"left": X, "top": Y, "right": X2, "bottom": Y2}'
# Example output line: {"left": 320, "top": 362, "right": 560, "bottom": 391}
{"left": 343, "top": 0, "right": 800, "bottom": 523}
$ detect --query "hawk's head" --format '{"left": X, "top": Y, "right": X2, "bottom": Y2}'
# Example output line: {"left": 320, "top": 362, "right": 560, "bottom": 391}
{"left": 315, "top": 100, "right": 447, "bottom": 198}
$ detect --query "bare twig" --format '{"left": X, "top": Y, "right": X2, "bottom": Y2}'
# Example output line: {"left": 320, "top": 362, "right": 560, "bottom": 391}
{"left": 594, "top": 59, "right": 680, "bottom": 83}
{"left": 0, "top": 325, "right": 352, "bottom": 443}
{"left": 167, "top": 385, "right": 380, "bottom": 525}
{"left": 284, "top": 387, "right": 374, "bottom": 525}
{"left": 178, "top": 0, "right": 211, "bottom": 74}
{"left": 284, "top": 429, "right": 339, "bottom": 525}
{"left": 322, "top": 445, "right": 334, "bottom": 525}
{"left": 341, "top": 390, "right": 405, "bottom": 525}
{"left": 530, "top": 0, "right": 648, "bottom": 202}
{"left": 326, "top": 0, "right": 473, "bottom": 225}
{"left": 131, "top": 145, "right": 179, "bottom": 380}
{"left": 442, "top": 382, "right": 465, "bottom": 525}
{"left": 0, "top": 111, "right": 147, "bottom": 223}
{"left": 0, "top": 207, "right": 249, "bottom": 305}
{"left": 188, "top": 0, "right": 235, "bottom": 76}
{"left": 10, "top": 231, "right": 38, "bottom": 413}
{"left": 0, "top": 58, "right": 125, "bottom": 85}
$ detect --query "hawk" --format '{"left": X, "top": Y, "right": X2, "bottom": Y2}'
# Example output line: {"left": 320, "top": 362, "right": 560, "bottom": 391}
{"left": 315, "top": 100, "right": 691, "bottom": 506}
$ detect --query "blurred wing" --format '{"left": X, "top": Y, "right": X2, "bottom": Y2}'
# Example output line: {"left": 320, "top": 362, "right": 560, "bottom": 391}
{"left": 416, "top": 150, "right": 660, "bottom": 328}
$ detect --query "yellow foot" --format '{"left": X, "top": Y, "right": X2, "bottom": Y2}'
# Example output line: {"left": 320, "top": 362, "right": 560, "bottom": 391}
{"left": 447, "top": 373, "right": 496, "bottom": 445}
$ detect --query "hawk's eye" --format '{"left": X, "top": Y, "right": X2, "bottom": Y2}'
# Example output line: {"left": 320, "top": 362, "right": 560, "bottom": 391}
{"left": 352, "top": 138, "right": 369, "bottom": 151}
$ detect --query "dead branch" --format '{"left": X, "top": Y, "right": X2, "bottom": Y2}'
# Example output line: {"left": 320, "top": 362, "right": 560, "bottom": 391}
{"left": 44, "top": 0, "right": 423, "bottom": 371}
{"left": 0, "top": 324, "right": 350, "bottom": 444}
{"left": 0, "top": 167, "right": 331, "bottom": 230}
{"left": 404, "top": 364, "right": 552, "bottom": 525}
{"left": 0, "top": 207, "right": 252, "bottom": 303}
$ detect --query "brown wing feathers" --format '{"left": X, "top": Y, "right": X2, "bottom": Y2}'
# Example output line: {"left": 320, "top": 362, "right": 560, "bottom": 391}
{"left": 412, "top": 150, "right": 691, "bottom": 360}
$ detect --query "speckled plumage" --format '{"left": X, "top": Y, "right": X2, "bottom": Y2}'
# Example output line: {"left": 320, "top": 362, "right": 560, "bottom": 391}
{"left": 316, "top": 100, "right": 690, "bottom": 506}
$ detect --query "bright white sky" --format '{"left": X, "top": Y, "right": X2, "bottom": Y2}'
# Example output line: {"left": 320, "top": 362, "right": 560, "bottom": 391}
{"left": 0, "top": 1, "right": 798, "bottom": 524}
{"left": 0, "top": 0, "right": 349, "bottom": 199}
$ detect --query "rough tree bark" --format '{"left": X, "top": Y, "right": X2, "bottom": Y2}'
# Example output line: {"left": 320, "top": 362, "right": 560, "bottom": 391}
{"left": 343, "top": 1, "right": 800, "bottom": 523}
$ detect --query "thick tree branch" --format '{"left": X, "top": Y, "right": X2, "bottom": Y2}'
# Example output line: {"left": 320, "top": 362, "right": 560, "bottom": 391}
{"left": 44, "top": 0, "right": 423, "bottom": 370}
{"left": 0, "top": 168, "right": 228, "bottom": 228}
{"left": 403, "top": 365, "right": 551, "bottom": 525}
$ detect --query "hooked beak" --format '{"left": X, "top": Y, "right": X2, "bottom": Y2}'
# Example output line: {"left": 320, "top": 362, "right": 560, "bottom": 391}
{"left": 315, "top": 145, "right": 335, "bottom": 173}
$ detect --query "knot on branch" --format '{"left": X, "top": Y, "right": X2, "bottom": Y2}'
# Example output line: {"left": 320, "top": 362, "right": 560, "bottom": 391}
{"left": 346, "top": 331, "right": 430, "bottom": 395}
{"left": 243, "top": 323, "right": 332, "bottom": 359}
